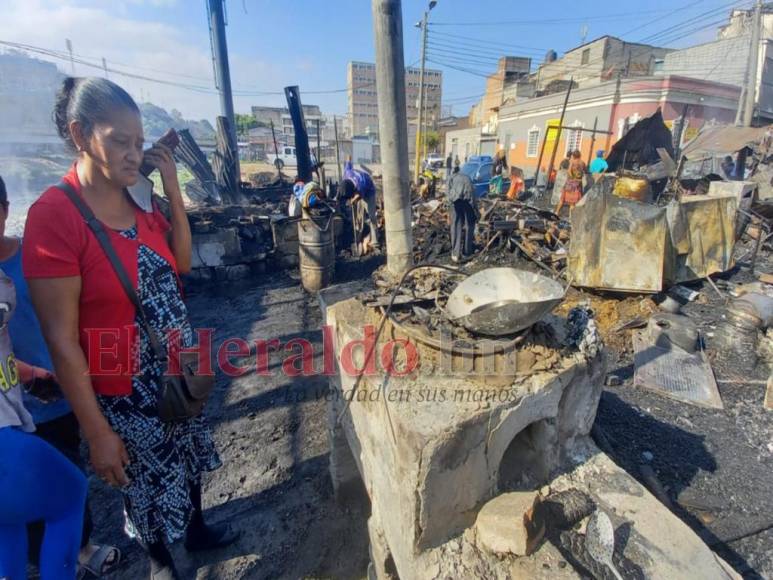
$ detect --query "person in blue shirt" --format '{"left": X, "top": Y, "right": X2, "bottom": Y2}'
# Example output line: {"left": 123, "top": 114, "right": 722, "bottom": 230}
{"left": 0, "top": 176, "right": 120, "bottom": 577}
{"left": 589, "top": 150, "right": 609, "bottom": 174}
{"left": 342, "top": 160, "right": 380, "bottom": 251}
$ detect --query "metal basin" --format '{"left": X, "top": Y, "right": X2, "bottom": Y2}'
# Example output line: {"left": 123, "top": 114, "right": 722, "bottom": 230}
{"left": 446, "top": 268, "right": 565, "bottom": 336}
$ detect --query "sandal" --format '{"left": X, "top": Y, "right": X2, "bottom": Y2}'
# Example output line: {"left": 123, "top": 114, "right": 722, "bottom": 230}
{"left": 78, "top": 544, "right": 122, "bottom": 578}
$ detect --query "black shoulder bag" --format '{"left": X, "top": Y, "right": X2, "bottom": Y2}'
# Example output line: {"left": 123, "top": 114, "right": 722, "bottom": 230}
{"left": 58, "top": 181, "right": 214, "bottom": 422}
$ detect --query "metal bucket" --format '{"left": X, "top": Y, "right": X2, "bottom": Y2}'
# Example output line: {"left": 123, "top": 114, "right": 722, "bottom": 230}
{"left": 298, "top": 213, "right": 335, "bottom": 293}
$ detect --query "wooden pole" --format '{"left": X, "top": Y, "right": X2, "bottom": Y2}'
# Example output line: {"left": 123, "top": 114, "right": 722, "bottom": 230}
{"left": 587, "top": 117, "right": 598, "bottom": 166}
{"left": 270, "top": 119, "right": 279, "bottom": 159}
{"left": 545, "top": 79, "right": 574, "bottom": 189}
{"left": 333, "top": 116, "right": 343, "bottom": 182}
{"left": 316, "top": 118, "right": 326, "bottom": 189}
{"left": 373, "top": 0, "right": 413, "bottom": 275}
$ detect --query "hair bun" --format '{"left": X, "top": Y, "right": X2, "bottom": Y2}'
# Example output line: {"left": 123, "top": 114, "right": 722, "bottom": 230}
{"left": 53, "top": 77, "right": 80, "bottom": 147}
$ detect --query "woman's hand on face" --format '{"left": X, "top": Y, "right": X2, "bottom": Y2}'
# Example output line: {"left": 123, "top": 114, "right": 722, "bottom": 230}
{"left": 89, "top": 429, "right": 131, "bottom": 487}
{"left": 143, "top": 143, "right": 180, "bottom": 195}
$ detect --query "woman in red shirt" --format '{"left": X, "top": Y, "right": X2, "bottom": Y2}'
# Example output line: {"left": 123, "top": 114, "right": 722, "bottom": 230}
{"left": 23, "top": 78, "right": 235, "bottom": 579}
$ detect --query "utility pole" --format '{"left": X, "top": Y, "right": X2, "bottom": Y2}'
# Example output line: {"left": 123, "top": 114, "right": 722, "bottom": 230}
{"left": 373, "top": 0, "right": 413, "bottom": 275}
{"left": 65, "top": 39, "right": 74, "bottom": 75}
{"left": 102, "top": 57, "right": 109, "bottom": 79}
{"left": 743, "top": 0, "right": 763, "bottom": 126}
{"left": 413, "top": 9, "right": 429, "bottom": 183}
{"left": 333, "top": 116, "right": 343, "bottom": 182}
{"left": 207, "top": 0, "right": 240, "bottom": 183}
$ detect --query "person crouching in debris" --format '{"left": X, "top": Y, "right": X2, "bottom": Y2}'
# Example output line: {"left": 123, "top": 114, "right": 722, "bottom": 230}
{"left": 342, "top": 163, "right": 380, "bottom": 251}
{"left": 448, "top": 165, "right": 477, "bottom": 263}
{"left": 299, "top": 181, "right": 327, "bottom": 211}
{"left": 555, "top": 149, "right": 586, "bottom": 215}
{"left": 23, "top": 77, "right": 238, "bottom": 580}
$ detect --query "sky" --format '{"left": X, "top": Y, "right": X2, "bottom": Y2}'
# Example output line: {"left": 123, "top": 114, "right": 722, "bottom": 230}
{"left": 1, "top": 0, "right": 750, "bottom": 123}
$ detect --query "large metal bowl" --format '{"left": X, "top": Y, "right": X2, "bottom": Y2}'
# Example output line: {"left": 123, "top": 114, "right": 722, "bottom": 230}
{"left": 446, "top": 268, "right": 565, "bottom": 336}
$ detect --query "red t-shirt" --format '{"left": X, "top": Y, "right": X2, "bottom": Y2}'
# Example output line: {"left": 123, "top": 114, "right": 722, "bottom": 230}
{"left": 22, "top": 164, "right": 177, "bottom": 396}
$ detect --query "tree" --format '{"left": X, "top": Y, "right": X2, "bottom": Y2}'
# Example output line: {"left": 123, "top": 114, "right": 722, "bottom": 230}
{"left": 235, "top": 113, "right": 258, "bottom": 136}
{"left": 425, "top": 131, "right": 440, "bottom": 153}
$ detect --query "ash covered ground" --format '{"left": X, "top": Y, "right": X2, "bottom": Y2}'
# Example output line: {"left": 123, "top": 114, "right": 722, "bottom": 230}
{"left": 83, "top": 246, "right": 772, "bottom": 579}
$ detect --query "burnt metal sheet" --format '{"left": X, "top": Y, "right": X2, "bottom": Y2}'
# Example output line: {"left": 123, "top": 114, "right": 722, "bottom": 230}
{"left": 682, "top": 125, "right": 769, "bottom": 160}
{"left": 632, "top": 329, "right": 723, "bottom": 409}
{"left": 568, "top": 178, "right": 667, "bottom": 293}
{"left": 666, "top": 194, "right": 737, "bottom": 284}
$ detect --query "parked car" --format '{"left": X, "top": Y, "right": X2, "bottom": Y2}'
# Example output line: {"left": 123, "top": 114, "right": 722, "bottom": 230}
{"left": 425, "top": 152, "right": 444, "bottom": 170}
{"left": 267, "top": 145, "right": 297, "bottom": 169}
{"left": 458, "top": 156, "right": 494, "bottom": 197}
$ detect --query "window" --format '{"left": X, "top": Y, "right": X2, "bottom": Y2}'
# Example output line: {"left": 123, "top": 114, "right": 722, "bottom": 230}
{"left": 565, "top": 121, "right": 583, "bottom": 155}
{"left": 581, "top": 49, "right": 590, "bottom": 65}
{"left": 478, "top": 163, "right": 492, "bottom": 180}
{"left": 526, "top": 126, "right": 540, "bottom": 157}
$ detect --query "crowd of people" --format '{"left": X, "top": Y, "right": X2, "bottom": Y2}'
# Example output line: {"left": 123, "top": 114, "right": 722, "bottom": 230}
{"left": 1, "top": 76, "right": 237, "bottom": 580}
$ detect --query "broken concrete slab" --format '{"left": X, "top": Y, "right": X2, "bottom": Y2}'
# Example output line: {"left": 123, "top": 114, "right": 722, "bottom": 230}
{"left": 190, "top": 227, "right": 241, "bottom": 268}
{"left": 475, "top": 491, "right": 543, "bottom": 556}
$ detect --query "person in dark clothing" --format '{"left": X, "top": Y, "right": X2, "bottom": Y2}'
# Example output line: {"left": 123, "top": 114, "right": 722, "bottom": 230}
{"left": 447, "top": 166, "right": 477, "bottom": 263}
{"left": 445, "top": 153, "right": 453, "bottom": 189}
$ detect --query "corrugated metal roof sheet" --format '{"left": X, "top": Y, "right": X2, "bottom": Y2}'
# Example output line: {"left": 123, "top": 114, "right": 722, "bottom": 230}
{"left": 682, "top": 125, "right": 770, "bottom": 159}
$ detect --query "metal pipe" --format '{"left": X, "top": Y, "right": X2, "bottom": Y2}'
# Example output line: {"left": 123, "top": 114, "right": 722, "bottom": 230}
{"left": 413, "top": 9, "right": 429, "bottom": 184}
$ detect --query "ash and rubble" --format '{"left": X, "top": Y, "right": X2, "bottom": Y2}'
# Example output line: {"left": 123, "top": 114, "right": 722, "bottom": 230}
{"left": 88, "top": 119, "right": 773, "bottom": 579}
{"left": 316, "top": 119, "right": 773, "bottom": 580}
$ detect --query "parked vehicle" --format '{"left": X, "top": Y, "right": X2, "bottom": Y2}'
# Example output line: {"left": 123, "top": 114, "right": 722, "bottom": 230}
{"left": 425, "top": 152, "right": 444, "bottom": 170}
{"left": 267, "top": 146, "right": 297, "bottom": 169}
{"left": 460, "top": 156, "right": 501, "bottom": 197}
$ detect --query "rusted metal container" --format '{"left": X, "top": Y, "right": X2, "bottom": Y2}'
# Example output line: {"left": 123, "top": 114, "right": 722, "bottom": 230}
{"left": 298, "top": 213, "right": 335, "bottom": 293}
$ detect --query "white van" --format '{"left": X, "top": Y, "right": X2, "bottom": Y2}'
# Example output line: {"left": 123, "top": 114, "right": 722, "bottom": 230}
{"left": 267, "top": 146, "right": 297, "bottom": 169}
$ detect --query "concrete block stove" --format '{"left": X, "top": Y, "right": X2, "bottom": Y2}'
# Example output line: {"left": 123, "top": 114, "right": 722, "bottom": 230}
{"left": 319, "top": 284, "right": 739, "bottom": 580}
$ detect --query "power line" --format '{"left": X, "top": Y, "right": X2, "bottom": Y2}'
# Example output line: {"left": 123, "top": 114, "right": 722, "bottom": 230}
{"left": 0, "top": 38, "right": 421, "bottom": 99}
{"left": 429, "top": 8, "right": 675, "bottom": 27}
{"left": 429, "top": 31, "right": 550, "bottom": 54}
{"left": 428, "top": 38, "right": 545, "bottom": 59}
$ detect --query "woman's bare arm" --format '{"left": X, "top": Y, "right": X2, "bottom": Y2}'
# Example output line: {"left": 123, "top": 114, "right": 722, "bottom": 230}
{"left": 144, "top": 143, "right": 192, "bottom": 273}
{"left": 27, "top": 276, "right": 129, "bottom": 486}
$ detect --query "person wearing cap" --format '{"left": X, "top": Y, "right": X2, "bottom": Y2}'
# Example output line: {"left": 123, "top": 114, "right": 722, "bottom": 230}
{"left": 589, "top": 150, "right": 608, "bottom": 174}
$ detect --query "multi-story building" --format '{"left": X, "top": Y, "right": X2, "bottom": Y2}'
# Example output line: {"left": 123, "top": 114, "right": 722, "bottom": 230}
{"left": 469, "top": 56, "right": 532, "bottom": 129}
{"left": 346, "top": 61, "right": 443, "bottom": 147}
{"left": 662, "top": 3, "right": 773, "bottom": 123}
{"left": 250, "top": 104, "right": 327, "bottom": 148}
{"left": 531, "top": 36, "right": 672, "bottom": 93}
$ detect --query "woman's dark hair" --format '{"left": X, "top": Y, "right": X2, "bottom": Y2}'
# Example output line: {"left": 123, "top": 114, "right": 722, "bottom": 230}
{"left": 341, "top": 179, "right": 356, "bottom": 199}
{"left": 0, "top": 175, "right": 7, "bottom": 208}
{"left": 54, "top": 77, "right": 140, "bottom": 150}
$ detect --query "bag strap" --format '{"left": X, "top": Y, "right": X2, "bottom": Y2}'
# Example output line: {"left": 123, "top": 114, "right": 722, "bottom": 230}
{"left": 57, "top": 181, "right": 169, "bottom": 363}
